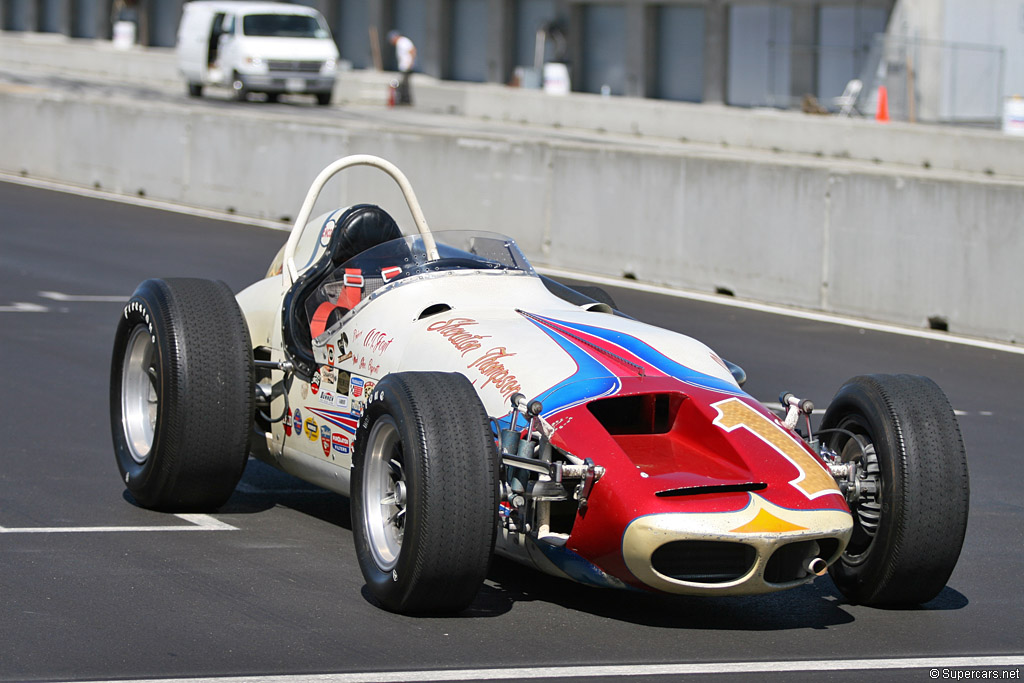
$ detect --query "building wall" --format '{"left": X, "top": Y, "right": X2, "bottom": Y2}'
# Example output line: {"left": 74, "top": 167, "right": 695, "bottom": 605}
{"left": 885, "top": 0, "right": 1021, "bottom": 123}
{"left": 3, "top": 0, "right": 899, "bottom": 110}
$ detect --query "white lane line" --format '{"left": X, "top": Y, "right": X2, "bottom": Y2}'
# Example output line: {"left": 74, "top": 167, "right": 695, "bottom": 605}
{"left": 0, "top": 302, "right": 48, "bottom": 312}
{"left": 47, "top": 655, "right": 1024, "bottom": 683}
{"left": 536, "top": 266, "right": 1024, "bottom": 356}
{"left": 39, "top": 290, "right": 127, "bottom": 302}
{"left": 0, "top": 513, "right": 237, "bottom": 534}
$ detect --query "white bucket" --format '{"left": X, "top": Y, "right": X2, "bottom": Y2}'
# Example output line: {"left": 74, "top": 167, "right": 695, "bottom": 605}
{"left": 542, "top": 62, "right": 570, "bottom": 95}
{"left": 112, "top": 21, "right": 136, "bottom": 50}
{"left": 1002, "top": 96, "right": 1024, "bottom": 136}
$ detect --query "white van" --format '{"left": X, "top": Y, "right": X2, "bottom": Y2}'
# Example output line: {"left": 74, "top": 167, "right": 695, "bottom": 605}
{"left": 176, "top": 1, "right": 339, "bottom": 105}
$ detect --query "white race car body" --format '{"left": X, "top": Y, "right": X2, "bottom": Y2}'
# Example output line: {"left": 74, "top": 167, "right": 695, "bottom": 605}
{"left": 111, "top": 156, "right": 967, "bottom": 613}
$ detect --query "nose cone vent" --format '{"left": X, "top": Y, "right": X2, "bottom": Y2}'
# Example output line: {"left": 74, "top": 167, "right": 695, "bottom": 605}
{"left": 651, "top": 541, "right": 756, "bottom": 584}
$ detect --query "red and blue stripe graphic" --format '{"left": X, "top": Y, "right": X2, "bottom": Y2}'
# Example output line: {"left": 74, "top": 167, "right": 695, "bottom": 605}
{"left": 517, "top": 311, "right": 745, "bottom": 419}
{"left": 305, "top": 407, "right": 359, "bottom": 435}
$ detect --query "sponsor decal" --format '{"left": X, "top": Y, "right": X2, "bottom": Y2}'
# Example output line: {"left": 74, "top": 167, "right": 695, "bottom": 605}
{"left": 351, "top": 376, "right": 365, "bottom": 398}
{"left": 284, "top": 408, "right": 293, "bottom": 436}
{"left": 327, "top": 344, "right": 335, "bottom": 366}
{"left": 321, "top": 366, "right": 338, "bottom": 386}
{"left": 363, "top": 380, "right": 376, "bottom": 395}
{"left": 318, "top": 390, "right": 336, "bottom": 406}
{"left": 304, "top": 417, "right": 318, "bottom": 441}
{"left": 320, "top": 424, "right": 332, "bottom": 458}
{"left": 336, "top": 370, "right": 351, "bottom": 395}
{"left": 334, "top": 332, "right": 353, "bottom": 364}
{"left": 320, "top": 220, "right": 335, "bottom": 248}
{"left": 332, "top": 432, "right": 350, "bottom": 455}
{"left": 311, "top": 370, "right": 321, "bottom": 395}
{"left": 293, "top": 409, "right": 302, "bottom": 437}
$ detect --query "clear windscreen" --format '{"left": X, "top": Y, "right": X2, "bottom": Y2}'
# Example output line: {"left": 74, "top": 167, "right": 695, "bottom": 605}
{"left": 242, "top": 14, "right": 329, "bottom": 38}
{"left": 304, "top": 231, "right": 534, "bottom": 336}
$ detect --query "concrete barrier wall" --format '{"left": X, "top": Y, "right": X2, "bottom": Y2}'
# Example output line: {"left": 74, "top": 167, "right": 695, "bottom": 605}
{"left": 7, "top": 32, "right": 1024, "bottom": 180}
{"left": 3, "top": 88, "right": 1022, "bottom": 343}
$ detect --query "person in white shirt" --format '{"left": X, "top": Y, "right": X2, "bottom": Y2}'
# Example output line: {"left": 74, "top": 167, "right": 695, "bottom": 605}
{"left": 387, "top": 30, "right": 416, "bottom": 105}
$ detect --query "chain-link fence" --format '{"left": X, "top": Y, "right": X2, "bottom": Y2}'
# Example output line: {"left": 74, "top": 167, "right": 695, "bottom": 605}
{"left": 765, "top": 34, "right": 1006, "bottom": 126}
{"left": 857, "top": 34, "right": 1005, "bottom": 125}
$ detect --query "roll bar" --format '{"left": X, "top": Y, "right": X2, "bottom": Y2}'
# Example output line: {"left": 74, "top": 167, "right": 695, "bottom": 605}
{"left": 282, "top": 155, "right": 438, "bottom": 284}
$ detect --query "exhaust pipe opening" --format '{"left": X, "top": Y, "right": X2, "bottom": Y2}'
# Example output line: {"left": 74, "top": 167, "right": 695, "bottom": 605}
{"left": 805, "top": 557, "right": 828, "bottom": 577}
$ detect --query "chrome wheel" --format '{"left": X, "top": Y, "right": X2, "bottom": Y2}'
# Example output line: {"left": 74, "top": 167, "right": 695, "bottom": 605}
{"left": 121, "top": 326, "right": 158, "bottom": 465}
{"left": 362, "top": 415, "right": 406, "bottom": 572}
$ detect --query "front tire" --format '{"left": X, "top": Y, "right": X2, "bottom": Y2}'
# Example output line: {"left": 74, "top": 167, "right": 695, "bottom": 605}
{"left": 231, "top": 72, "right": 248, "bottom": 102}
{"left": 352, "top": 372, "right": 498, "bottom": 614}
{"left": 315, "top": 92, "right": 331, "bottom": 106}
{"left": 821, "top": 374, "right": 969, "bottom": 606}
{"left": 110, "top": 278, "right": 254, "bottom": 511}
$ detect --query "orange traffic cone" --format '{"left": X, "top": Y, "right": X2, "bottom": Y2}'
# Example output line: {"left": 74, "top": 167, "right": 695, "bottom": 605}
{"left": 875, "top": 85, "right": 889, "bottom": 122}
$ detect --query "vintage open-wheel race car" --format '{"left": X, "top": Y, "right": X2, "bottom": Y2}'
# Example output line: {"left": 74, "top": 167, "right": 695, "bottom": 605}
{"left": 110, "top": 155, "right": 970, "bottom": 614}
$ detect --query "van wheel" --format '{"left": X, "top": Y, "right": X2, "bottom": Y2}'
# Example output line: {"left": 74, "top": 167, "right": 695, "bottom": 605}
{"left": 187, "top": 82, "right": 203, "bottom": 98}
{"left": 265, "top": 92, "right": 280, "bottom": 103}
{"left": 232, "top": 73, "right": 248, "bottom": 102}
{"left": 316, "top": 92, "right": 331, "bottom": 106}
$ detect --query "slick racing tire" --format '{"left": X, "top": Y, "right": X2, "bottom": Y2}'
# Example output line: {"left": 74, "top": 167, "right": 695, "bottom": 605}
{"left": 821, "top": 374, "right": 969, "bottom": 606}
{"left": 110, "top": 278, "right": 254, "bottom": 511}
{"left": 352, "top": 372, "right": 498, "bottom": 614}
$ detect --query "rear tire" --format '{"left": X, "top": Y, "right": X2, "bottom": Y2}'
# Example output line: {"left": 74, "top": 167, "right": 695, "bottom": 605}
{"left": 110, "top": 278, "right": 254, "bottom": 511}
{"left": 187, "top": 82, "right": 203, "bottom": 98}
{"left": 351, "top": 372, "right": 498, "bottom": 614}
{"left": 821, "top": 374, "right": 969, "bottom": 606}
{"left": 315, "top": 92, "right": 331, "bottom": 106}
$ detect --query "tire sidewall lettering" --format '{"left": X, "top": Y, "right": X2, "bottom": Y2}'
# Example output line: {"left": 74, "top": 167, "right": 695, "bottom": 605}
{"left": 114, "top": 294, "right": 167, "bottom": 495}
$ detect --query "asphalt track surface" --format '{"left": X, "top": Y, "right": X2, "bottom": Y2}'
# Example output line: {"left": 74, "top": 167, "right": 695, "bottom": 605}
{"left": 1, "top": 181, "right": 1023, "bottom": 683}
